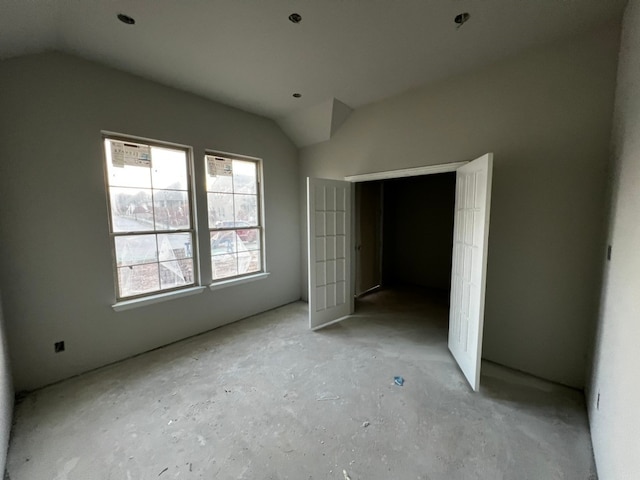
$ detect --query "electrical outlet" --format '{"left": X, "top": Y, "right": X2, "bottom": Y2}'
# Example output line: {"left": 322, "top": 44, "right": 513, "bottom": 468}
{"left": 607, "top": 245, "right": 612, "bottom": 261}
{"left": 54, "top": 341, "right": 65, "bottom": 353}
{"left": 597, "top": 392, "right": 600, "bottom": 410}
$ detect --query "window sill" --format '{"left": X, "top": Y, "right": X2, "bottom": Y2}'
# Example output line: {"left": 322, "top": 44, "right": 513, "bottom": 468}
{"left": 209, "top": 272, "right": 270, "bottom": 291}
{"left": 112, "top": 286, "right": 207, "bottom": 312}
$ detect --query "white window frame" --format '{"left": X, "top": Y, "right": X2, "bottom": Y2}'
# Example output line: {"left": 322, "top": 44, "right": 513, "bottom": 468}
{"left": 103, "top": 133, "right": 200, "bottom": 303}
{"left": 205, "top": 151, "right": 266, "bottom": 285}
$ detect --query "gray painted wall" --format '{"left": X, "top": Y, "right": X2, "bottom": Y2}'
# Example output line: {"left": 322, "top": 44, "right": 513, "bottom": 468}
{"left": 0, "top": 52, "right": 301, "bottom": 391}
{"left": 589, "top": 1, "right": 640, "bottom": 477}
{"left": 0, "top": 295, "right": 13, "bottom": 476}
{"left": 382, "top": 174, "right": 455, "bottom": 291}
{"left": 300, "top": 24, "right": 619, "bottom": 388}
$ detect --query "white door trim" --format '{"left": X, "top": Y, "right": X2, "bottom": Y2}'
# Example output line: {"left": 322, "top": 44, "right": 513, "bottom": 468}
{"left": 344, "top": 161, "right": 468, "bottom": 183}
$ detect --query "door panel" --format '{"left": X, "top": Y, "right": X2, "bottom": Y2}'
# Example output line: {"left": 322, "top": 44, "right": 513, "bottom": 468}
{"left": 448, "top": 153, "right": 493, "bottom": 391}
{"left": 308, "top": 178, "right": 353, "bottom": 329}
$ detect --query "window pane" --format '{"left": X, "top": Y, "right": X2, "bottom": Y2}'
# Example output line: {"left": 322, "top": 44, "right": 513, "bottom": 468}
{"left": 106, "top": 163, "right": 153, "bottom": 189}
{"left": 232, "top": 160, "right": 257, "bottom": 194}
{"left": 105, "top": 136, "right": 197, "bottom": 300}
{"left": 109, "top": 187, "right": 154, "bottom": 232}
{"left": 205, "top": 155, "right": 262, "bottom": 284}
{"left": 212, "top": 253, "right": 238, "bottom": 280}
{"left": 239, "top": 250, "right": 261, "bottom": 274}
{"left": 234, "top": 194, "right": 258, "bottom": 226}
{"left": 153, "top": 190, "right": 191, "bottom": 230}
{"left": 211, "top": 231, "right": 237, "bottom": 256}
{"left": 208, "top": 193, "right": 235, "bottom": 228}
{"left": 159, "top": 258, "right": 193, "bottom": 289}
{"left": 206, "top": 172, "right": 233, "bottom": 193}
{"left": 114, "top": 235, "right": 158, "bottom": 266}
{"left": 118, "top": 263, "right": 160, "bottom": 297}
{"left": 151, "top": 147, "right": 188, "bottom": 190}
{"left": 244, "top": 250, "right": 262, "bottom": 273}
{"left": 236, "top": 229, "right": 259, "bottom": 251}
{"left": 158, "top": 233, "right": 193, "bottom": 261}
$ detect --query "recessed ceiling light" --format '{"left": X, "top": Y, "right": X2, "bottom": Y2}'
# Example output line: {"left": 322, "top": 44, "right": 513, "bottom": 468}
{"left": 292, "top": 93, "right": 302, "bottom": 98}
{"left": 454, "top": 12, "right": 470, "bottom": 28}
{"left": 117, "top": 13, "right": 136, "bottom": 25}
{"left": 288, "top": 13, "right": 302, "bottom": 24}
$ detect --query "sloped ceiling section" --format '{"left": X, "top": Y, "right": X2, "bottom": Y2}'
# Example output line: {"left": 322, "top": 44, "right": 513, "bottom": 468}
{"left": 277, "top": 98, "right": 353, "bottom": 147}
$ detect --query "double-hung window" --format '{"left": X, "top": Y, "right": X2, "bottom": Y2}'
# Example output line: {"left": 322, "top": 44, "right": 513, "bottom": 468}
{"left": 104, "top": 137, "right": 196, "bottom": 300}
{"left": 205, "top": 154, "right": 263, "bottom": 281}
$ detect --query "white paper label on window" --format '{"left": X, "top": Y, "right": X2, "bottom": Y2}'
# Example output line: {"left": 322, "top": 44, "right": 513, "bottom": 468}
{"left": 206, "top": 156, "right": 233, "bottom": 176}
{"left": 111, "top": 141, "right": 151, "bottom": 168}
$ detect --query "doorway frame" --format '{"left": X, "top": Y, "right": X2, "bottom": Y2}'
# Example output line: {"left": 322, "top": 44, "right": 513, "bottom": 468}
{"left": 344, "top": 161, "right": 468, "bottom": 301}
{"left": 345, "top": 161, "right": 467, "bottom": 182}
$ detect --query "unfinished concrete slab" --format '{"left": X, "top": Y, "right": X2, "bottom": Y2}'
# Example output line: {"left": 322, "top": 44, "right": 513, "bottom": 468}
{"left": 6, "top": 288, "right": 597, "bottom": 479}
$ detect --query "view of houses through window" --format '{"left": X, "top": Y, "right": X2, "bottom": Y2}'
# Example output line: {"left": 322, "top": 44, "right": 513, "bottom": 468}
{"left": 206, "top": 155, "right": 263, "bottom": 280}
{"left": 104, "top": 138, "right": 196, "bottom": 299}
{"left": 103, "top": 137, "right": 265, "bottom": 301}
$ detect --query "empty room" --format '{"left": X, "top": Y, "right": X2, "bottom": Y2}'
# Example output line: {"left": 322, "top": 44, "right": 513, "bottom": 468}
{"left": 0, "top": 1, "right": 639, "bottom": 479}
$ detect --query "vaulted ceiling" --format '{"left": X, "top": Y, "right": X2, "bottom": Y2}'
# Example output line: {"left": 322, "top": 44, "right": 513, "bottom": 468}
{"left": 0, "top": 0, "right": 627, "bottom": 146}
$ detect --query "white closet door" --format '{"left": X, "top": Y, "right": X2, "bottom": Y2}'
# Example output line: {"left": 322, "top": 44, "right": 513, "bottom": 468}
{"left": 448, "top": 153, "right": 493, "bottom": 391}
{"left": 307, "top": 178, "right": 352, "bottom": 330}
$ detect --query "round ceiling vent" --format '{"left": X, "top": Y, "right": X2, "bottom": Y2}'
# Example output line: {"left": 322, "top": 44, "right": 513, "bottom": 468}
{"left": 117, "top": 13, "right": 136, "bottom": 25}
{"left": 454, "top": 12, "right": 470, "bottom": 27}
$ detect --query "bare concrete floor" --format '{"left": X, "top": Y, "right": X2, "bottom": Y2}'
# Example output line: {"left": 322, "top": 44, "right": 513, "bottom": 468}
{"left": 6, "top": 287, "right": 597, "bottom": 479}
